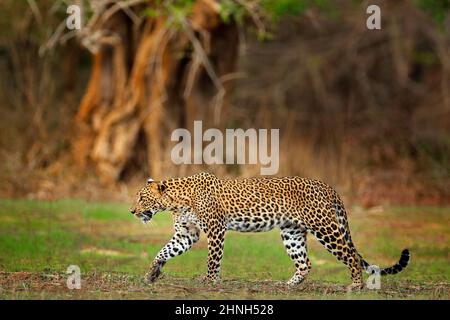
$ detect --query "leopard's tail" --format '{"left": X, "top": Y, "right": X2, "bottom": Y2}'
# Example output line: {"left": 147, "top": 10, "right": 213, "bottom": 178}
{"left": 333, "top": 193, "right": 410, "bottom": 276}
{"left": 360, "top": 249, "right": 410, "bottom": 275}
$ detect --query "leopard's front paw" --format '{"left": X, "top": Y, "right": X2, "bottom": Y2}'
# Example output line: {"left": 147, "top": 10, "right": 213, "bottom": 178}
{"left": 147, "top": 261, "right": 164, "bottom": 283}
{"left": 199, "top": 275, "right": 220, "bottom": 285}
{"left": 346, "top": 282, "right": 364, "bottom": 292}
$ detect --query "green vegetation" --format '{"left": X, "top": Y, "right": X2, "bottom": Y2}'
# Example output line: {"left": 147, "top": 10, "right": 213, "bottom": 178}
{"left": 0, "top": 199, "right": 448, "bottom": 299}
{"left": 414, "top": 0, "right": 450, "bottom": 24}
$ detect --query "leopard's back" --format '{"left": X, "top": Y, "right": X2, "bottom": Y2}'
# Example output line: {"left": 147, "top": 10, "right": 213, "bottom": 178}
{"left": 214, "top": 176, "right": 338, "bottom": 232}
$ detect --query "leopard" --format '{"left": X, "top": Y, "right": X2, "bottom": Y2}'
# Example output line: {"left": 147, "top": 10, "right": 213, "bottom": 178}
{"left": 130, "top": 172, "right": 410, "bottom": 290}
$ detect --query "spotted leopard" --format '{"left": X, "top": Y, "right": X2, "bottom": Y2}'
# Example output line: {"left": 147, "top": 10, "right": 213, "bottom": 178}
{"left": 130, "top": 172, "right": 410, "bottom": 290}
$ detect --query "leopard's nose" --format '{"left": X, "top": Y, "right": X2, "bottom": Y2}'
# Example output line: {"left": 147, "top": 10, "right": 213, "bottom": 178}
{"left": 130, "top": 208, "right": 136, "bottom": 215}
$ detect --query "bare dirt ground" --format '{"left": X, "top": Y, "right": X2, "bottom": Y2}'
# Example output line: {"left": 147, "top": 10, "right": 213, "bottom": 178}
{"left": 1, "top": 271, "right": 448, "bottom": 300}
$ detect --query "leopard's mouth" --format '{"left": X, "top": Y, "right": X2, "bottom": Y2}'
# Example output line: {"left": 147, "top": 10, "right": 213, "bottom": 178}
{"left": 137, "top": 210, "right": 155, "bottom": 224}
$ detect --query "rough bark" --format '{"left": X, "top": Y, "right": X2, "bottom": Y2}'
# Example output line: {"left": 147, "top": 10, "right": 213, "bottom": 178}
{"left": 73, "top": 0, "right": 239, "bottom": 182}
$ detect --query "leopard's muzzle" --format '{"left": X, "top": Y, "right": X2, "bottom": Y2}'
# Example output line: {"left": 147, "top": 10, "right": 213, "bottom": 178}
{"left": 131, "top": 209, "right": 157, "bottom": 224}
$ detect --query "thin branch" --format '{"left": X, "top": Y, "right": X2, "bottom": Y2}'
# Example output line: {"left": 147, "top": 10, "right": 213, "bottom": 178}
{"left": 39, "top": 19, "right": 67, "bottom": 56}
{"left": 179, "top": 16, "right": 227, "bottom": 123}
{"left": 99, "top": 0, "right": 146, "bottom": 26}
{"left": 26, "top": 0, "right": 43, "bottom": 26}
{"left": 180, "top": 17, "right": 224, "bottom": 95}
{"left": 183, "top": 54, "right": 202, "bottom": 99}
{"left": 235, "top": 0, "right": 266, "bottom": 35}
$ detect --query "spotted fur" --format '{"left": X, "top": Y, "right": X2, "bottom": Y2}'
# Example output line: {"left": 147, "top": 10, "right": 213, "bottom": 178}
{"left": 130, "top": 172, "right": 410, "bottom": 290}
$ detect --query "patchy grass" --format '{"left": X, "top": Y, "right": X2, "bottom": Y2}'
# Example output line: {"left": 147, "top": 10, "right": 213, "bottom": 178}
{"left": 0, "top": 199, "right": 449, "bottom": 299}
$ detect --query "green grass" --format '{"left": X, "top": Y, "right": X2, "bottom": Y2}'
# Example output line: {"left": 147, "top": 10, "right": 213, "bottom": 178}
{"left": 0, "top": 199, "right": 448, "bottom": 299}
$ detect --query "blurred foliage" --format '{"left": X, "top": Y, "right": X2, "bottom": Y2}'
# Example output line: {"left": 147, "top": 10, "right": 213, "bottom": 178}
{"left": 261, "top": 0, "right": 310, "bottom": 20}
{"left": 140, "top": 0, "right": 448, "bottom": 35}
{"left": 219, "top": 0, "right": 246, "bottom": 24}
{"left": 0, "top": 0, "right": 66, "bottom": 44}
{"left": 0, "top": 0, "right": 448, "bottom": 203}
{"left": 143, "top": 0, "right": 195, "bottom": 22}
{"left": 0, "top": 0, "right": 447, "bottom": 44}
{"left": 140, "top": 0, "right": 339, "bottom": 40}
{"left": 414, "top": 0, "right": 450, "bottom": 23}
{"left": 141, "top": 0, "right": 336, "bottom": 27}
{"left": 261, "top": 0, "right": 333, "bottom": 21}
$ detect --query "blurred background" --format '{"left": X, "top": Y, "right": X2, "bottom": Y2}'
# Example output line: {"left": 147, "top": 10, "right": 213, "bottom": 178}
{"left": 0, "top": 0, "right": 449, "bottom": 206}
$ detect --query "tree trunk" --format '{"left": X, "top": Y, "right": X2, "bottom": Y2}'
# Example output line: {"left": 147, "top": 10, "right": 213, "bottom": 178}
{"left": 73, "top": 0, "right": 238, "bottom": 182}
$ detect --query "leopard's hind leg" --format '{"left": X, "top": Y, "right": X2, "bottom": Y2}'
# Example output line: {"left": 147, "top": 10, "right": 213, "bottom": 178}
{"left": 309, "top": 215, "right": 363, "bottom": 291}
{"left": 280, "top": 225, "right": 311, "bottom": 286}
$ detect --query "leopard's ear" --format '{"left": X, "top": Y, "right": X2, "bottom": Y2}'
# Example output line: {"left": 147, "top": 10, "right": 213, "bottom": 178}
{"left": 149, "top": 181, "right": 166, "bottom": 195}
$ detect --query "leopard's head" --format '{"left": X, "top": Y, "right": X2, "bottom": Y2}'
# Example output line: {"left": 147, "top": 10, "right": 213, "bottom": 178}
{"left": 130, "top": 178, "right": 189, "bottom": 223}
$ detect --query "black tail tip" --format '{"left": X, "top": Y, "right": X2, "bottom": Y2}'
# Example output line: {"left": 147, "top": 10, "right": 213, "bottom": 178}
{"left": 380, "top": 249, "right": 410, "bottom": 276}
{"left": 400, "top": 248, "right": 410, "bottom": 266}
